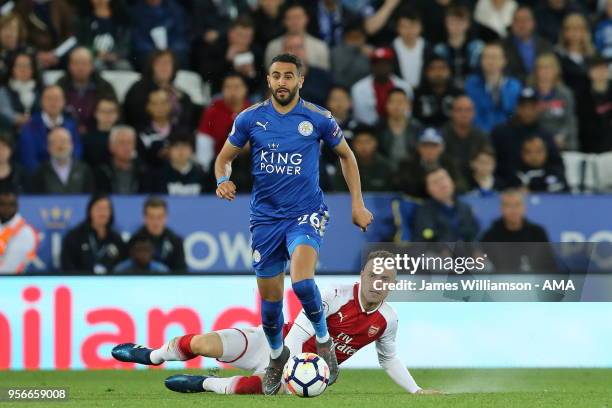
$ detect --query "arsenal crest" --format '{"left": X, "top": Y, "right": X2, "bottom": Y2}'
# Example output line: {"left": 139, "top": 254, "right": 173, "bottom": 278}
{"left": 367, "top": 325, "right": 380, "bottom": 337}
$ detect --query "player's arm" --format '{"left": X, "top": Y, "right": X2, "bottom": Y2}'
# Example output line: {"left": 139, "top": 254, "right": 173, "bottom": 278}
{"left": 333, "top": 139, "right": 373, "bottom": 231}
{"left": 376, "top": 319, "right": 443, "bottom": 395}
{"left": 214, "top": 140, "right": 242, "bottom": 201}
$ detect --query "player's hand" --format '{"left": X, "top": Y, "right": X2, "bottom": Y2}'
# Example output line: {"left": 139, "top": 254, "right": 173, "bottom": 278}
{"left": 352, "top": 205, "right": 373, "bottom": 232}
{"left": 216, "top": 181, "right": 237, "bottom": 201}
{"left": 415, "top": 389, "right": 444, "bottom": 395}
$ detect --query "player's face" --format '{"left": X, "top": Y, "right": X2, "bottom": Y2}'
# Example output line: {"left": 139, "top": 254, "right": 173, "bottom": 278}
{"left": 267, "top": 62, "right": 303, "bottom": 106}
{"left": 361, "top": 259, "right": 396, "bottom": 304}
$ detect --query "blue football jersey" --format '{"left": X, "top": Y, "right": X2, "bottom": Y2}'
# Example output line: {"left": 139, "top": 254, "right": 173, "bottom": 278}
{"left": 228, "top": 98, "right": 344, "bottom": 221}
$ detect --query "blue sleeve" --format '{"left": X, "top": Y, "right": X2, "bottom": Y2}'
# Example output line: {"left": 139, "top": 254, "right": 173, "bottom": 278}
{"left": 227, "top": 111, "right": 251, "bottom": 148}
{"left": 320, "top": 114, "right": 344, "bottom": 149}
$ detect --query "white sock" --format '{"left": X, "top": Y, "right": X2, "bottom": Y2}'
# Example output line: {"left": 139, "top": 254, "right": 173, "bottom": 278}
{"left": 149, "top": 338, "right": 185, "bottom": 364}
{"left": 202, "top": 376, "right": 239, "bottom": 394}
{"left": 270, "top": 345, "right": 284, "bottom": 359}
{"left": 316, "top": 333, "right": 330, "bottom": 343}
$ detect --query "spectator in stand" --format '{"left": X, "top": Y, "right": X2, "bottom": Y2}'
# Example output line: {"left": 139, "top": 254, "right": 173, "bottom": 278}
{"left": 124, "top": 50, "right": 194, "bottom": 130}
{"left": 474, "top": 0, "right": 518, "bottom": 39}
{"left": 128, "top": 0, "right": 190, "bottom": 69}
{"left": 264, "top": 3, "right": 330, "bottom": 70}
{"left": 113, "top": 232, "right": 170, "bottom": 274}
{"left": 302, "top": 0, "right": 361, "bottom": 48}
{"left": 594, "top": 0, "right": 612, "bottom": 58}
{"left": 195, "top": 15, "right": 263, "bottom": 96}
{"left": 351, "top": 47, "right": 411, "bottom": 125}
{"left": 512, "top": 134, "right": 568, "bottom": 193}
{"left": 0, "top": 52, "right": 42, "bottom": 132}
{"left": 155, "top": 132, "right": 209, "bottom": 195}
{"left": 535, "top": 0, "right": 585, "bottom": 45}
{"left": 417, "top": 0, "right": 452, "bottom": 45}
{"left": 0, "top": 186, "right": 37, "bottom": 274}
{"left": 433, "top": 5, "right": 484, "bottom": 89}
{"left": 532, "top": 53, "right": 578, "bottom": 151}
{"left": 138, "top": 88, "right": 184, "bottom": 169}
{"left": 191, "top": 0, "right": 251, "bottom": 48}
{"left": 330, "top": 22, "right": 371, "bottom": 89}
{"left": 555, "top": 13, "right": 596, "bottom": 103}
{"left": 283, "top": 33, "right": 333, "bottom": 107}
{"left": 196, "top": 73, "right": 250, "bottom": 171}
{"left": 391, "top": 11, "right": 432, "bottom": 89}
{"left": 468, "top": 146, "right": 504, "bottom": 196}
{"left": 465, "top": 42, "right": 522, "bottom": 133}
{"left": 481, "top": 189, "right": 551, "bottom": 242}
{"left": 395, "top": 127, "right": 465, "bottom": 199}
{"left": 30, "top": 127, "right": 94, "bottom": 194}
{"left": 491, "top": 87, "right": 564, "bottom": 187}
{"left": 0, "top": 133, "right": 28, "bottom": 193}
{"left": 334, "top": 125, "right": 393, "bottom": 192}
{"left": 57, "top": 47, "right": 117, "bottom": 134}
{"left": 411, "top": 167, "right": 479, "bottom": 242}
{"left": 321, "top": 85, "right": 357, "bottom": 183}
{"left": 577, "top": 56, "right": 612, "bottom": 153}
{"left": 502, "top": 6, "right": 553, "bottom": 83}
{"left": 376, "top": 87, "right": 423, "bottom": 168}
{"left": 96, "top": 125, "right": 149, "bottom": 194}
{"left": 412, "top": 56, "right": 461, "bottom": 127}
{"left": 0, "top": 13, "right": 35, "bottom": 84}
{"left": 155, "top": 134, "right": 213, "bottom": 196}
{"left": 252, "top": 0, "right": 285, "bottom": 51}
{"left": 441, "top": 95, "right": 491, "bottom": 182}
{"left": 77, "top": 0, "right": 132, "bottom": 71}
{"left": 481, "top": 189, "right": 557, "bottom": 273}
{"left": 83, "top": 97, "right": 120, "bottom": 167}
{"left": 61, "top": 193, "right": 126, "bottom": 274}
{"left": 133, "top": 197, "right": 187, "bottom": 272}
{"left": 18, "top": 85, "right": 81, "bottom": 172}
{"left": 14, "top": 0, "right": 76, "bottom": 69}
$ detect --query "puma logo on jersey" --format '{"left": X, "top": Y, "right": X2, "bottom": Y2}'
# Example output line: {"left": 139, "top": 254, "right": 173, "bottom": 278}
{"left": 256, "top": 121, "right": 268, "bottom": 131}
{"left": 338, "top": 312, "right": 344, "bottom": 322}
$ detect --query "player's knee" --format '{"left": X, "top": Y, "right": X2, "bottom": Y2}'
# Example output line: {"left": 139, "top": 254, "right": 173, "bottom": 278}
{"left": 261, "top": 299, "right": 283, "bottom": 327}
{"left": 189, "top": 334, "right": 211, "bottom": 356}
{"left": 292, "top": 278, "right": 317, "bottom": 301}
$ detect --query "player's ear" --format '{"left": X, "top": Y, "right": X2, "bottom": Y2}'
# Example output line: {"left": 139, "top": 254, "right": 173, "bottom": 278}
{"left": 298, "top": 74, "right": 304, "bottom": 89}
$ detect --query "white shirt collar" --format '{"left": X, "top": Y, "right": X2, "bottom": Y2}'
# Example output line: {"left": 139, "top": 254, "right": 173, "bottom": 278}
{"left": 41, "top": 112, "right": 64, "bottom": 129}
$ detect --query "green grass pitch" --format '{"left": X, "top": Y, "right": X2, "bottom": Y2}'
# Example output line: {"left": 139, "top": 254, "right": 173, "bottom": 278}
{"left": 1, "top": 368, "right": 611, "bottom": 408}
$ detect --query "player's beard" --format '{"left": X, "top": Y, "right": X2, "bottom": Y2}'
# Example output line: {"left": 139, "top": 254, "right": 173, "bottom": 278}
{"left": 272, "top": 84, "right": 299, "bottom": 106}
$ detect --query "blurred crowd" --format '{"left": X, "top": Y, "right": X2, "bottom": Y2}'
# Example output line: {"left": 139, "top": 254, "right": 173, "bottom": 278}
{"left": 0, "top": 0, "right": 610, "bottom": 273}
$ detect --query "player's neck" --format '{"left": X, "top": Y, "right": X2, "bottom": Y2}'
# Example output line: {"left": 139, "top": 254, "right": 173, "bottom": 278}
{"left": 359, "top": 289, "right": 381, "bottom": 313}
{"left": 271, "top": 95, "right": 300, "bottom": 114}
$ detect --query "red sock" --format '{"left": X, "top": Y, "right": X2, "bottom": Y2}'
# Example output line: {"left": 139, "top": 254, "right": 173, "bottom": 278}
{"left": 177, "top": 334, "right": 197, "bottom": 359}
{"left": 233, "top": 376, "right": 263, "bottom": 394}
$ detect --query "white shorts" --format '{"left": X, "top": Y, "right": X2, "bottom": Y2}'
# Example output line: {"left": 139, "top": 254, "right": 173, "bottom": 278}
{"left": 216, "top": 326, "right": 270, "bottom": 374}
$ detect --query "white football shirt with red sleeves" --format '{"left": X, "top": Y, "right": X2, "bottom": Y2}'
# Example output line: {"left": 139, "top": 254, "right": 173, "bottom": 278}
{"left": 284, "top": 283, "right": 399, "bottom": 365}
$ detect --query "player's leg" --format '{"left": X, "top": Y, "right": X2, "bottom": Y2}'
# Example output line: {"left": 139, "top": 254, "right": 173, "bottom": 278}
{"left": 166, "top": 327, "right": 271, "bottom": 395}
{"left": 287, "top": 208, "right": 338, "bottom": 383}
{"left": 251, "top": 220, "right": 292, "bottom": 394}
{"left": 111, "top": 332, "right": 220, "bottom": 366}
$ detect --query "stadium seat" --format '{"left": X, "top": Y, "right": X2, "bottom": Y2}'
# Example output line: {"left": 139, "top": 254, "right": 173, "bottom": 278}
{"left": 593, "top": 152, "right": 612, "bottom": 193}
{"left": 100, "top": 70, "right": 142, "bottom": 103}
{"left": 174, "top": 70, "right": 206, "bottom": 105}
{"left": 42, "top": 70, "right": 65, "bottom": 86}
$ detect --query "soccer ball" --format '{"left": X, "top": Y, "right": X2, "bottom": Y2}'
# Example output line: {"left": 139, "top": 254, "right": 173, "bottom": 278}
{"left": 282, "top": 352, "right": 330, "bottom": 397}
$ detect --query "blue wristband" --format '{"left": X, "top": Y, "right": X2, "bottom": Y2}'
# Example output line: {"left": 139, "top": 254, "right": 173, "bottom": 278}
{"left": 216, "top": 176, "right": 230, "bottom": 186}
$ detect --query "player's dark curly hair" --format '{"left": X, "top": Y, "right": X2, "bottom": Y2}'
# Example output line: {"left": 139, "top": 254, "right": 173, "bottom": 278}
{"left": 270, "top": 53, "right": 303, "bottom": 74}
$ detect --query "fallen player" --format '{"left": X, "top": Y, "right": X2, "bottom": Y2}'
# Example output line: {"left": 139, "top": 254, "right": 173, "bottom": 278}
{"left": 112, "top": 250, "right": 441, "bottom": 395}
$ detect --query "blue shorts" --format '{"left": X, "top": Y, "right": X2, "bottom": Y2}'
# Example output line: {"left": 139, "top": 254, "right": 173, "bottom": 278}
{"left": 250, "top": 206, "right": 329, "bottom": 278}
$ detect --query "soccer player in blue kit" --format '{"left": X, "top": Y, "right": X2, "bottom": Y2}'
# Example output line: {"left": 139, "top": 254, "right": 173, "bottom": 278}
{"left": 214, "top": 54, "right": 373, "bottom": 394}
